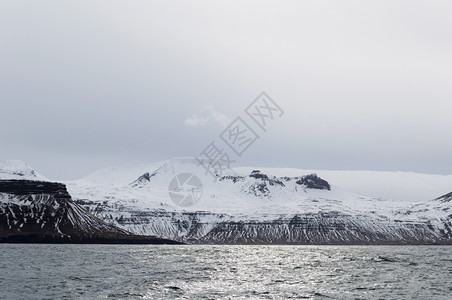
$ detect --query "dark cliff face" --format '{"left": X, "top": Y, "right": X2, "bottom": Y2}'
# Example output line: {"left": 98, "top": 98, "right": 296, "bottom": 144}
{"left": 295, "top": 174, "right": 331, "bottom": 190}
{"left": 436, "top": 192, "right": 452, "bottom": 203}
{"left": 195, "top": 213, "right": 448, "bottom": 245}
{"left": 0, "top": 179, "right": 71, "bottom": 198}
{"left": 0, "top": 180, "right": 180, "bottom": 244}
{"left": 130, "top": 172, "right": 158, "bottom": 187}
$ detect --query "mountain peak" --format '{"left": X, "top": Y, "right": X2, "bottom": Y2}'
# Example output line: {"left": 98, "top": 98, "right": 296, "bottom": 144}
{"left": 156, "top": 157, "right": 237, "bottom": 178}
{"left": 2, "top": 160, "right": 28, "bottom": 168}
{"left": 0, "top": 160, "right": 48, "bottom": 181}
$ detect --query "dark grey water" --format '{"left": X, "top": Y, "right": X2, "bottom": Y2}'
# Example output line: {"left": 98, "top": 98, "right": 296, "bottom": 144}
{"left": 0, "top": 245, "right": 451, "bottom": 299}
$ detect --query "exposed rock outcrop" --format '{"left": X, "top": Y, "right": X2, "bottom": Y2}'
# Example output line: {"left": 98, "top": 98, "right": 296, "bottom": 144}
{"left": 0, "top": 180, "right": 181, "bottom": 244}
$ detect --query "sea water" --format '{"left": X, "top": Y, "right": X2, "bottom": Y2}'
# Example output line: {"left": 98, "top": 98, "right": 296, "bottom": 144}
{"left": 0, "top": 245, "right": 451, "bottom": 299}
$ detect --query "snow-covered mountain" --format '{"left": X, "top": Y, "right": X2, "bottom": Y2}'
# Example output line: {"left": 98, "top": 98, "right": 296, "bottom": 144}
{"left": 0, "top": 160, "right": 48, "bottom": 181}
{"left": 0, "top": 161, "right": 179, "bottom": 244}
{"left": 61, "top": 157, "right": 452, "bottom": 244}
{"left": 234, "top": 167, "right": 452, "bottom": 203}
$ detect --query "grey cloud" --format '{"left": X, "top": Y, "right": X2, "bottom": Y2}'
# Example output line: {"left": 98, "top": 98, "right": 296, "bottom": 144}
{"left": 0, "top": 0, "right": 451, "bottom": 179}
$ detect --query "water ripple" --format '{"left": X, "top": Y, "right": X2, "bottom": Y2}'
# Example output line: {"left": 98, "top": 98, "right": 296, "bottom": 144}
{"left": 0, "top": 245, "right": 451, "bottom": 299}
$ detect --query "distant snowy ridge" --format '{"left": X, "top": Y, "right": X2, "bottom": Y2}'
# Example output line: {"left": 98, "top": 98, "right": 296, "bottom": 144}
{"left": 235, "top": 167, "right": 452, "bottom": 202}
{"left": 76, "top": 159, "right": 452, "bottom": 202}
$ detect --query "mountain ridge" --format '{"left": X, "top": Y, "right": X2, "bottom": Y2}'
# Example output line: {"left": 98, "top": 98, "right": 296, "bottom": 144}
{"left": 65, "top": 158, "right": 452, "bottom": 244}
{"left": 1, "top": 158, "right": 451, "bottom": 245}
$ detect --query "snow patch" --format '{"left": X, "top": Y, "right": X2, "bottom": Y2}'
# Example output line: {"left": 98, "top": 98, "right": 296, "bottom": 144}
{"left": 0, "top": 160, "right": 48, "bottom": 181}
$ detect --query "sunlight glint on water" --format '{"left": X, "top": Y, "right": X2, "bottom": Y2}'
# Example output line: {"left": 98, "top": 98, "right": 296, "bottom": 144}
{"left": 0, "top": 245, "right": 451, "bottom": 299}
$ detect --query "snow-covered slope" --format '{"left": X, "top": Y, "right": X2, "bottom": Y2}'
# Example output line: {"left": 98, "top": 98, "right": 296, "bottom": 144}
{"left": 74, "top": 159, "right": 452, "bottom": 203}
{"left": 235, "top": 167, "right": 452, "bottom": 202}
{"left": 78, "top": 161, "right": 165, "bottom": 186}
{"left": 64, "top": 157, "right": 452, "bottom": 244}
{"left": 0, "top": 161, "right": 179, "bottom": 244}
{"left": 69, "top": 158, "right": 402, "bottom": 216}
{"left": 394, "top": 192, "right": 452, "bottom": 240}
{"left": 0, "top": 160, "right": 48, "bottom": 181}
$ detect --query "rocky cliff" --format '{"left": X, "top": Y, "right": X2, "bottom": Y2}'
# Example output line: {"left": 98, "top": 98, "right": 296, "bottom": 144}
{"left": 0, "top": 179, "right": 180, "bottom": 244}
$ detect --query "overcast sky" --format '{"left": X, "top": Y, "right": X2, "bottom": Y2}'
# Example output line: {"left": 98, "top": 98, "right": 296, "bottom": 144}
{"left": 1, "top": 0, "right": 451, "bottom": 180}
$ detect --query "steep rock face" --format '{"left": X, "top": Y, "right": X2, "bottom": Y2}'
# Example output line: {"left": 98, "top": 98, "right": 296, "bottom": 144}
{"left": 0, "top": 180, "right": 180, "bottom": 244}
{"left": 75, "top": 197, "right": 452, "bottom": 245}
{"left": 435, "top": 192, "right": 452, "bottom": 239}
{"left": 0, "top": 180, "right": 70, "bottom": 198}
{"left": 75, "top": 198, "right": 228, "bottom": 242}
{"left": 130, "top": 172, "right": 156, "bottom": 187}
{"left": 196, "top": 213, "right": 446, "bottom": 245}
{"left": 394, "top": 191, "right": 452, "bottom": 241}
{"left": 295, "top": 174, "right": 331, "bottom": 190}
{"left": 436, "top": 192, "right": 452, "bottom": 203}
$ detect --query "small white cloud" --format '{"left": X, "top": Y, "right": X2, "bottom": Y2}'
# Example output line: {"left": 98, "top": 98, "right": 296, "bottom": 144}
{"left": 184, "top": 114, "right": 210, "bottom": 127}
{"left": 184, "top": 104, "right": 231, "bottom": 128}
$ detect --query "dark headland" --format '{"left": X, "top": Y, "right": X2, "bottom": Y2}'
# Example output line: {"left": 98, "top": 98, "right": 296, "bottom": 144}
{"left": 0, "top": 180, "right": 182, "bottom": 244}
